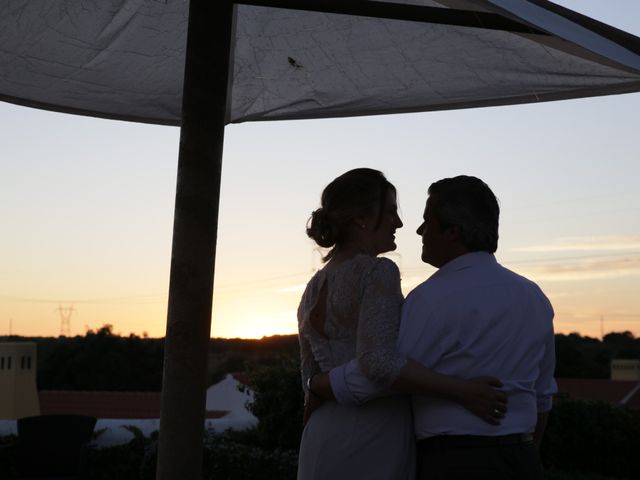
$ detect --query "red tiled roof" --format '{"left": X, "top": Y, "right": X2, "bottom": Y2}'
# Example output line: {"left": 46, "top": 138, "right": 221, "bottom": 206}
{"left": 231, "top": 371, "right": 251, "bottom": 387}
{"left": 39, "top": 391, "right": 228, "bottom": 419}
{"left": 556, "top": 378, "right": 640, "bottom": 409}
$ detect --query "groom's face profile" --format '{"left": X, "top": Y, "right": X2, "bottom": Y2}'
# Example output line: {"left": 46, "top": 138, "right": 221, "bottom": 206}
{"left": 417, "top": 195, "right": 449, "bottom": 268}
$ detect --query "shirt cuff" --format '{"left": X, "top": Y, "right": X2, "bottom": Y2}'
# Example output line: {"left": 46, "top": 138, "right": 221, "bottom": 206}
{"left": 537, "top": 395, "right": 553, "bottom": 412}
{"left": 329, "top": 366, "right": 360, "bottom": 406}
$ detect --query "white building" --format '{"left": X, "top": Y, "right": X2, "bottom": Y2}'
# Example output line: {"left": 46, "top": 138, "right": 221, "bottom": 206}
{"left": 0, "top": 342, "right": 39, "bottom": 419}
{"left": 0, "top": 371, "right": 257, "bottom": 447}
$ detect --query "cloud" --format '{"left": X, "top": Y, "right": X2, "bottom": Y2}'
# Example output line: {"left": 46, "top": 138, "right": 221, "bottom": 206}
{"left": 512, "top": 235, "right": 640, "bottom": 253}
{"left": 513, "top": 255, "right": 640, "bottom": 282}
{"left": 275, "top": 284, "right": 307, "bottom": 294}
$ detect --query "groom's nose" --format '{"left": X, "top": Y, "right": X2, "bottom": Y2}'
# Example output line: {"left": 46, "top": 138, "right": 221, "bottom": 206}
{"left": 416, "top": 223, "right": 425, "bottom": 236}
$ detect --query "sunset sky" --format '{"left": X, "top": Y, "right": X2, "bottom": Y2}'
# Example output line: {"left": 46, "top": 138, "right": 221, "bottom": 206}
{"left": 1, "top": 0, "right": 639, "bottom": 339}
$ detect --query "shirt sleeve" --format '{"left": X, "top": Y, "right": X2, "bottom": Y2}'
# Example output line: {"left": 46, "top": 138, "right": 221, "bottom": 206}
{"left": 329, "top": 359, "right": 395, "bottom": 405}
{"left": 329, "top": 258, "right": 406, "bottom": 405}
{"left": 535, "top": 297, "right": 557, "bottom": 412}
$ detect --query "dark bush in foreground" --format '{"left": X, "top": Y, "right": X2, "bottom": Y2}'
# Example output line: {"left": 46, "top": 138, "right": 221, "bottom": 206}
{"left": 89, "top": 429, "right": 297, "bottom": 480}
{"left": 203, "top": 431, "right": 297, "bottom": 480}
{"left": 243, "top": 356, "right": 304, "bottom": 451}
{"left": 542, "top": 397, "right": 640, "bottom": 479}
{"left": 0, "top": 429, "right": 297, "bottom": 480}
{"left": 544, "top": 471, "right": 627, "bottom": 480}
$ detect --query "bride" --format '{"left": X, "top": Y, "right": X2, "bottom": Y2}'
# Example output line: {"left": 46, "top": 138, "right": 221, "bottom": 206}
{"left": 297, "top": 168, "right": 505, "bottom": 479}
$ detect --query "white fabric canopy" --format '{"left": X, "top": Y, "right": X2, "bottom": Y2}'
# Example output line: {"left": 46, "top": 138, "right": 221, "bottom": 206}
{"left": 1, "top": 0, "right": 639, "bottom": 125}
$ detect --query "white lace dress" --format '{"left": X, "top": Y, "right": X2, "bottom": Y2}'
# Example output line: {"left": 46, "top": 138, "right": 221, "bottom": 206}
{"left": 297, "top": 255, "right": 415, "bottom": 480}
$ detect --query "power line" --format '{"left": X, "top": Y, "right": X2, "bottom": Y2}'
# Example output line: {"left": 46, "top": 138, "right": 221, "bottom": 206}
{"left": 0, "top": 294, "right": 167, "bottom": 305}
{"left": 400, "top": 251, "right": 640, "bottom": 275}
{"left": 214, "top": 271, "right": 310, "bottom": 293}
{"left": 550, "top": 311, "right": 640, "bottom": 318}
{"left": 1, "top": 250, "right": 639, "bottom": 305}
{"left": 503, "top": 251, "right": 640, "bottom": 265}
{"left": 508, "top": 191, "right": 639, "bottom": 211}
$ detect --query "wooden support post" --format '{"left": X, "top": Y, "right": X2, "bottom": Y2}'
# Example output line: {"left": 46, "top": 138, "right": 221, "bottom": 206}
{"left": 156, "top": 1, "right": 234, "bottom": 479}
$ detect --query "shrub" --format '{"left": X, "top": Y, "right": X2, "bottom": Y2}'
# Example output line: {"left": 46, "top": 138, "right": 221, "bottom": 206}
{"left": 243, "top": 356, "right": 304, "bottom": 451}
{"left": 541, "top": 397, "right": 640, "bottom": 479}
{"left": 202, "top": 431, "right": 297, "bottom": 479}
{"left": 85, "top": 427, "right": 158, "bottom": 480}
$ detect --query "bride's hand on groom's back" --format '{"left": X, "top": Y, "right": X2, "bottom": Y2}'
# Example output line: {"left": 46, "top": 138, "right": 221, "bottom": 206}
{"left": 457, "top": 376, "right": 507, "bottom": 426}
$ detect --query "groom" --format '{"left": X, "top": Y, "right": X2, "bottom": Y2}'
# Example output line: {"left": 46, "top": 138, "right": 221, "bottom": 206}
{"left": 318, "top": 175, "right": 556, "bottom": 479}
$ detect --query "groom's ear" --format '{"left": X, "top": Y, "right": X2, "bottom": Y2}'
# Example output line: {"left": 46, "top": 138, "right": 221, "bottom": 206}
{"left": 446, "top": 225, "right": 462, "bottom": 242}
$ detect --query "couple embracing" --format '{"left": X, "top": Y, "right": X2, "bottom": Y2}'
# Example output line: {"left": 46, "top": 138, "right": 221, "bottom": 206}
{"left": 297, "top": 169, "right": 556, "bottom": 480}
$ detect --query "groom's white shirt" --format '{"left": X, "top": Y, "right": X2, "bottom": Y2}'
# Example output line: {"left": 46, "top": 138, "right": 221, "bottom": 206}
{"left": 329, "top": 252, "right": 557, "bottom": 439}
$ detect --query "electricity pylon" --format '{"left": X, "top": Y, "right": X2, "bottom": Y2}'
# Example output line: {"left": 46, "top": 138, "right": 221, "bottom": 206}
{"left": 55, "top": 305, "right": 76, "bottom": 337}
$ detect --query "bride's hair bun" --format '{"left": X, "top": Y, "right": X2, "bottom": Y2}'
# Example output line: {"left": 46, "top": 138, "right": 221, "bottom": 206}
{"left": 306, "top": 208, "right": 337, "bottom": 248}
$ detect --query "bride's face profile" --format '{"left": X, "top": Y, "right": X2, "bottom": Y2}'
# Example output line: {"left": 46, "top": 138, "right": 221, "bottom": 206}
{"left": 357, "top": 190, "right": 403, "bottom": 256}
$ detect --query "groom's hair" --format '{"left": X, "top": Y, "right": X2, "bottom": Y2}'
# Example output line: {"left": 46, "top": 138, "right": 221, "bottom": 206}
{"left": 428, "top": 176, "right": 499, "bottom": 253}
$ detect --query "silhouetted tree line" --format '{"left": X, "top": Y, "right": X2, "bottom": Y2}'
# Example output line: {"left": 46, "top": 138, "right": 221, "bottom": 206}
{"left": 0, "top": 325, "right": 299, "bottom": 391}
{"left": 206, "top": 334, "right": 299, "bottom": 386}
{"left": 555, "top": 331, "right": 640, "bottom": 378}
{"left": 3, "top": 325, "right": 165, "bottom": 391}
{"left": 1, "top": 328, "right": 638, "bottom": 391}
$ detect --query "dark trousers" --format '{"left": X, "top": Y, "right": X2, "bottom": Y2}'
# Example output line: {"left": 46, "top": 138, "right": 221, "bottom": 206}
{"left": 416, "top": 435, "right": 544, "bottom": 480}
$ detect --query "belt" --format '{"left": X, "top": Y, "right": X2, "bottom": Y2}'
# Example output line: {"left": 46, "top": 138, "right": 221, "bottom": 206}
{"left": 417, "top": 433, "right": 534, "bottom": 450}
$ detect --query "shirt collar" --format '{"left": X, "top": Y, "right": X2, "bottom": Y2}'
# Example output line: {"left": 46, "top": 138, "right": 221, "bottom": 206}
{"left": 434, "top": 251, "right": 496, "bottom": 277}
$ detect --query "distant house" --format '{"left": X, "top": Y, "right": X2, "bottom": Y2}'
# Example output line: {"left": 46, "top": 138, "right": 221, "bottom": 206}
{"left": 0, "top": 342, "right": 39, "bottom": 419}
{"left": 204, "top": 372, "right": 258, "bottom": 431}
{"left": 556, "top": 378, "right": 640, "bottom": 410}
{"left": 0, "top": 372, "right": 257, "bottom": 446}
{"left": 555, "top": 358, "right": 640, "bottom": 409}
{"left": 610, "top": 359, "right": 640, "bottom": 381}
{"left": 38, "top": 391, "right": 228, "bottom": 419}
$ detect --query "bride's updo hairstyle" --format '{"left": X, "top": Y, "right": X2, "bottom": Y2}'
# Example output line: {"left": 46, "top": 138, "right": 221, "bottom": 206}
{"left": 307, "top": 168, "right": 395, "bottom": 261}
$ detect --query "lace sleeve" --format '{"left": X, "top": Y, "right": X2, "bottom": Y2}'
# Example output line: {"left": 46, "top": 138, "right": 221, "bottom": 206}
{"left": 298, "top": 301, "right": 320, "bottom": 393}
{"left": 356, "top": 257, "right": 407, "bottom": 387}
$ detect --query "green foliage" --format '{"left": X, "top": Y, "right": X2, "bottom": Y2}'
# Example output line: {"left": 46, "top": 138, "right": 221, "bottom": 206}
{"left": 84, "top": 429, "right": 159, "bottom": 480}
{"left": 244, "top": 356, "right": 304, "bottom": 451}
{"left": 603, "top": 331, "right": 640, "bottom": 359}
{"left": 544, "top": 471, "right": 625, "bottom": 480}
{"left": 0, "top": 435, "right": 18, "bottom": 478}
{"left": 554, "top": 332, "right": 640, "bottom": 378}
{"left": 541, "top": 398, "right": 640, "bottom": 479}
{"left": 9, "top": 329, "right": 637, "bottom": 391}
{"left": 207, "top": 352, "right": 250, "bottom": 386}
{"left": 3, "top": 396, "right": 640, "bottom": 479}
{"left": 207, "top": 335, "right": 300, "bottom": 386}
{"left": 208, "top": 335, "right": 299, "bottom": 357}
{"left": 0, "top": 330, "right": 302, "bottom": 392}
{"left": 0, "top": 429, "right": 296, "bottom": 480}
{"left": 29, "top": 327, "right": 165, "bottom": 391}
{"left": 202, "top": 431, "right": 297, "bottom": 480}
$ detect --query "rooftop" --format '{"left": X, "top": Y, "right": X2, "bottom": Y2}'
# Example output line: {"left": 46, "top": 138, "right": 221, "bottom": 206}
{"left": 556, "top": 378, "right": 640, "bottom": 409}
{"left": 39, "top": 390, "right": 227, "bottom": 419}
